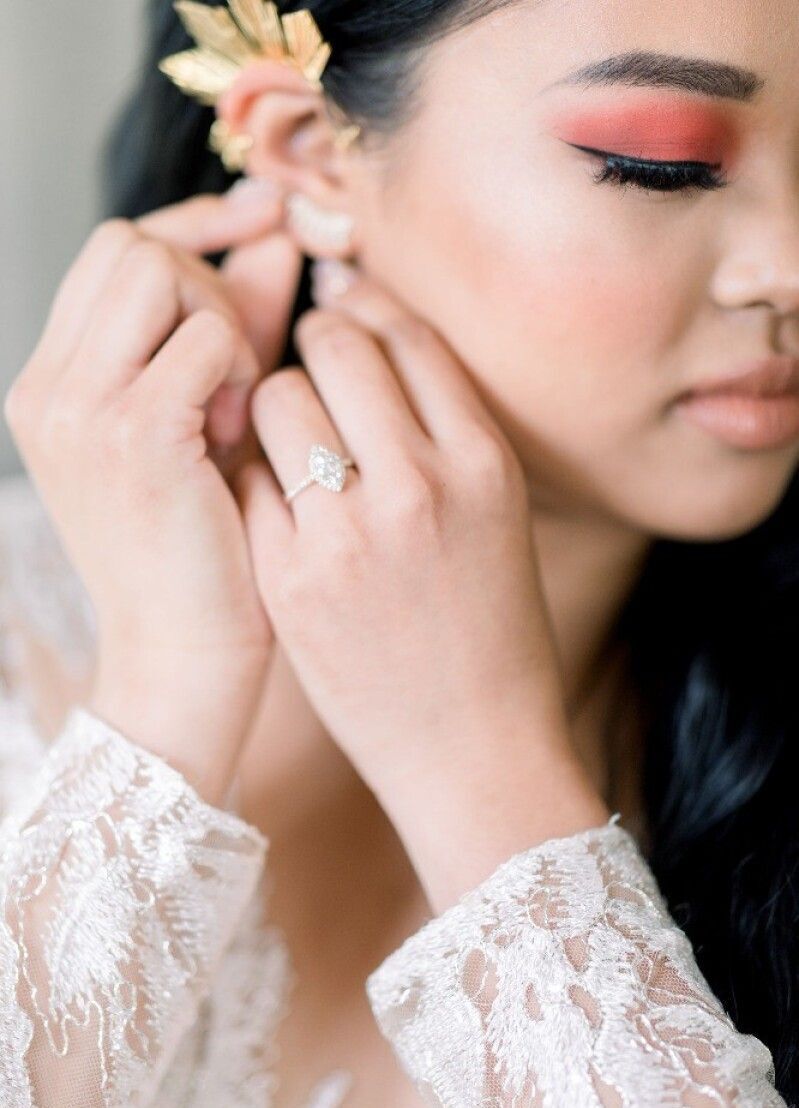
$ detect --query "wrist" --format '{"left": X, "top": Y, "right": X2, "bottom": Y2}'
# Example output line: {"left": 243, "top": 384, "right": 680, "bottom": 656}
{"left": 88, "top": 645, "right": 269, "bottom": 807}
{"left": 376, "top": 738, "right": 611, "bottom": 916}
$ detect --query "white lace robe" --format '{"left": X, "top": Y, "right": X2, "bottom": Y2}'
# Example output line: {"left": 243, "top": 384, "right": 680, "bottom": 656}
{"left": 0, "top": 471, "right": 787, "bottom": 1107}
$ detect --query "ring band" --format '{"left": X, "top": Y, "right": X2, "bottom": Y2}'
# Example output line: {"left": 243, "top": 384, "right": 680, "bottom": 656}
{"left": 284, "top": 443, "right": 357, "bottom": 503}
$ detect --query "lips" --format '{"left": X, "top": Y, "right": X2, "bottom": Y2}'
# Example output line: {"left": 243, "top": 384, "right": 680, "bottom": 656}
{"left": 683, "top": 356, "right": 799, "bottom": 399}
{"left": 675, "top": 356, "right": 799, "bottom": 450}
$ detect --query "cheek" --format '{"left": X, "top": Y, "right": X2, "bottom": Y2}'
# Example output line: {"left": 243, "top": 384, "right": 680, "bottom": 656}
{"left": 356, "top": 131, "right": 796, "bottom": 540}
{"left": 365, "top": 148, "right": 694, "bottom": 448}
{"left": 456, "top": 174, "right": 691, "bottom": 408}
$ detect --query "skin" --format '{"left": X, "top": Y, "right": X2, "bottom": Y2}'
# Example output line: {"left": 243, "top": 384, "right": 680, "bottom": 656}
{"left": 6, "top": 1, "right": 799, "bottom": 1103}
{"left": 223, "top": 0, "right": 798, "bottom": 981}
{"left": 338, "top": 2, "right": 799, "bottom": 541}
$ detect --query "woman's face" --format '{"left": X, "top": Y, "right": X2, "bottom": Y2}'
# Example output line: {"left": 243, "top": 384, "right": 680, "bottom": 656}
{"left": 350, "top": 0, "right": 799, "bottom": 540}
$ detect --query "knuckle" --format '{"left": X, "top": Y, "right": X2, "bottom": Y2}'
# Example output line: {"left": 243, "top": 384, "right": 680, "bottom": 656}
{"left": 383, "top": 313, "right": 437, "bottom": 350}
{"left": 295, "top": 310, "right": 361, "bottom": 357}
{"left": 87, "top": 217, "right": 140, "bottom": 255}
{"left": 132, "top": 237, "right": 172, "bottom": 269}
{"left": 101, "top": 395, "right": 147, "bottom": 459}
{"left": 466, "top": 430, "right": 511, "bottom": 473}
{"left": 462, "top": 430, "right": 523, "bottom": 496}
{"left": 189, "top": 308, "right": 237, "bottom": 350}
{"left": 3, "top": 375, "right": 36, "bottom": 430}
{"left": 293, "top": 308, "right": 332, "bottom": 342}
{"left": 253, "top": 367, "right": 308, "bottom": 412}
{"left": 37, "top": 399, "right": 83, "bottom": 448}
{"left": 390, "top": 465, "right": 441, "bottom": 524}
{"left": 110, "top": 238, "right": 179, "bottom": 321}
{"left": 119, "top": 237, "right": 175, "bottom": 285}
{"left": 321, "top": 522, "right": 366, "bottom": 572}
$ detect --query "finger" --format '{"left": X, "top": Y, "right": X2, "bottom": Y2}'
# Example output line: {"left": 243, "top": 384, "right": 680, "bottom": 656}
{"left": 211, "top": 420, "right": 267, "bottom": 484}
{"left": 250, "top": 367, "right": 361, "bottom": 526}
{"left": 130, "top": 309, "right": 258, "bottom": 443}
{"left": 220, "top": 231, "right": 303, "bottom": 372}
{"left": 235, "top": 461, "right": 295, "bottom": 608}
{"left": 29, "top": 219, "right": 142, "bottom": 386}
{"left": 136, "top": 184, "right": 302, "bottom": 375}
{"left": 312, "top": 263, "right": 499, "bottom": 444}
{"left": 62, "top": 238, "right": 259, "bottom": 407}
{"left": 292, "top": 309, "right": 427, "bottom": 473}
{"left": 134, "top": 180, "right": 285, "bottom": 256}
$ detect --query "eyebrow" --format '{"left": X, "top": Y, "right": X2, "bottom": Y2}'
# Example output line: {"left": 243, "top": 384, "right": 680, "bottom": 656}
{"left": 542, "top": 49, "right": 765, "bottom": 103}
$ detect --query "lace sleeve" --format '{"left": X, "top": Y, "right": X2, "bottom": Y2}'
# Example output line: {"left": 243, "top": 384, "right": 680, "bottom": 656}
{"left": 364, "top": 814, "right": 786, "bottom": 1107}
{"left": 0, "top": 703, "right": 269, "bottom": 1108}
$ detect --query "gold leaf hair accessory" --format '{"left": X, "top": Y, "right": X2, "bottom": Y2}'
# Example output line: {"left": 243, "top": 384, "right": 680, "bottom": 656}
{"left": 159, "top": 1, "right": 361, "bottom": 172}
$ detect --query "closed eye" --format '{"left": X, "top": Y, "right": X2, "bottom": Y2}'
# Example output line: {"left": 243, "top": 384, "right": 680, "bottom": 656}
{"left": 569, "top": 143, "right": 728, "bottom": 195}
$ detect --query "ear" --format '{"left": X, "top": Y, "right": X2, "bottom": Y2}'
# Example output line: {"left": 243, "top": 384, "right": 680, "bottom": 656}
{"left": 217, "top": 59, "right": 361, "bottom": 259}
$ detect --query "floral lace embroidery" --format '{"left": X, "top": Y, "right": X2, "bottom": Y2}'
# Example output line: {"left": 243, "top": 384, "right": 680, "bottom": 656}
{"left": 156, "top": 865, "right": 297, "bottom": 1107}
{"left": 0, "top": 706, "right": 269, "bottom": 1106}
{"left": 365, "top": 816, "right": 784, "bottom": 1107}
{"left": 0, "top": 471, "right": 786, "bottom": 1107}
{"left": 0, "top": 475, "right": 354, "bottom": 1107}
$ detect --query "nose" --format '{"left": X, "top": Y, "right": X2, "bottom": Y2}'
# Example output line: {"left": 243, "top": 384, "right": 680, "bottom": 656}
{"left": 711, "top": 182, "right": 799, "bottom": 318}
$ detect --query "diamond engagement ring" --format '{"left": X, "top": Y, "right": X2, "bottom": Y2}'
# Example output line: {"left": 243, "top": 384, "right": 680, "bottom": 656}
{"left": 284, "top": 444, "right": 357, "bottom": 503}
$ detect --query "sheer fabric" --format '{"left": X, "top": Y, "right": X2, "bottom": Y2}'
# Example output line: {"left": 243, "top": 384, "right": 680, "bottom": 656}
{"left": 0, "top": 472, "right": 786, "bottom": 1106}
{"left": 365, "top": 819, "right": 785, "bottom": 1106}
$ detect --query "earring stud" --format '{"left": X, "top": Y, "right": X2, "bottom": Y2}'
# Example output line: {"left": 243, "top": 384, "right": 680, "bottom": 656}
{"left": 285, "top": 192, "right": 354, "bottom": 253}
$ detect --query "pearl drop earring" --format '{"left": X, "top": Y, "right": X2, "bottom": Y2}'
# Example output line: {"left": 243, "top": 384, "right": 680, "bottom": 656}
{"left": 285, "top": 192, "right": 354, "bottom": 253}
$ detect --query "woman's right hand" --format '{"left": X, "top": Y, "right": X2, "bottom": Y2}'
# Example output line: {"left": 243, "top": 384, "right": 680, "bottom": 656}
{"left": 3, "top": 191, "right": 301, "bottom": 803}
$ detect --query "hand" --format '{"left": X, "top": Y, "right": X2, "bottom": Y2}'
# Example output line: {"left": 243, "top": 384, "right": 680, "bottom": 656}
{"left": 3, "top": 192, "right": 299, "bottom": 803}
{"left": 133, "top": 178, "right": 303, "bottom": 480}
{"left": 236, "top": 262, "right": 610, "bottom": 907}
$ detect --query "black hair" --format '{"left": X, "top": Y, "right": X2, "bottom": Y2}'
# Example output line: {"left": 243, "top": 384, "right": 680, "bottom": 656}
{"left": 101, "top": 2, "right": 799, "bottom": 1098}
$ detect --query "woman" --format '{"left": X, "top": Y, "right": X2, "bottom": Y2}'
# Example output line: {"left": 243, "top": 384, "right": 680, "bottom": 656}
{"left": 0, "top": 0, "right": 796, "bottom": 1103}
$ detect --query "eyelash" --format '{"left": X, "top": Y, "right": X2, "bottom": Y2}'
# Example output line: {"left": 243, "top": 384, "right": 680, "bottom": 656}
{"left": 572, "top": 144, "right": 728, "bottom": 195}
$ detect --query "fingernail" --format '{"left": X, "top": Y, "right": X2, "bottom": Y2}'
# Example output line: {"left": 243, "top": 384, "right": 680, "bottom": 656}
{"left": 310, "top": 258, "right": 360, "bottom": 305}
{"left": 225, "top": 176, "right": 281, "bottom": 205}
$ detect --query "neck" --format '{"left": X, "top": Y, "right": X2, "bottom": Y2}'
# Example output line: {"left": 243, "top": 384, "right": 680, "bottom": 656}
{"left": 531, "top": 501, "right": 653, "bottom": 712}
{"left": 529, "top": 500, "right": 653, "bottom": 807}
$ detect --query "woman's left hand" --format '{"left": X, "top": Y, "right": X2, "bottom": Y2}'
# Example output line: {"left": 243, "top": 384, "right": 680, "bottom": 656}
{"left": 235, "top": 260, "right": 610, "bottom": 911}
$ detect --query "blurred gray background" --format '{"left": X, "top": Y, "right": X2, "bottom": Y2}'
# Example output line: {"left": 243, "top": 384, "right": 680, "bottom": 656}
{"left": 1, "top": 2, "right": 144, "bottom": 477}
